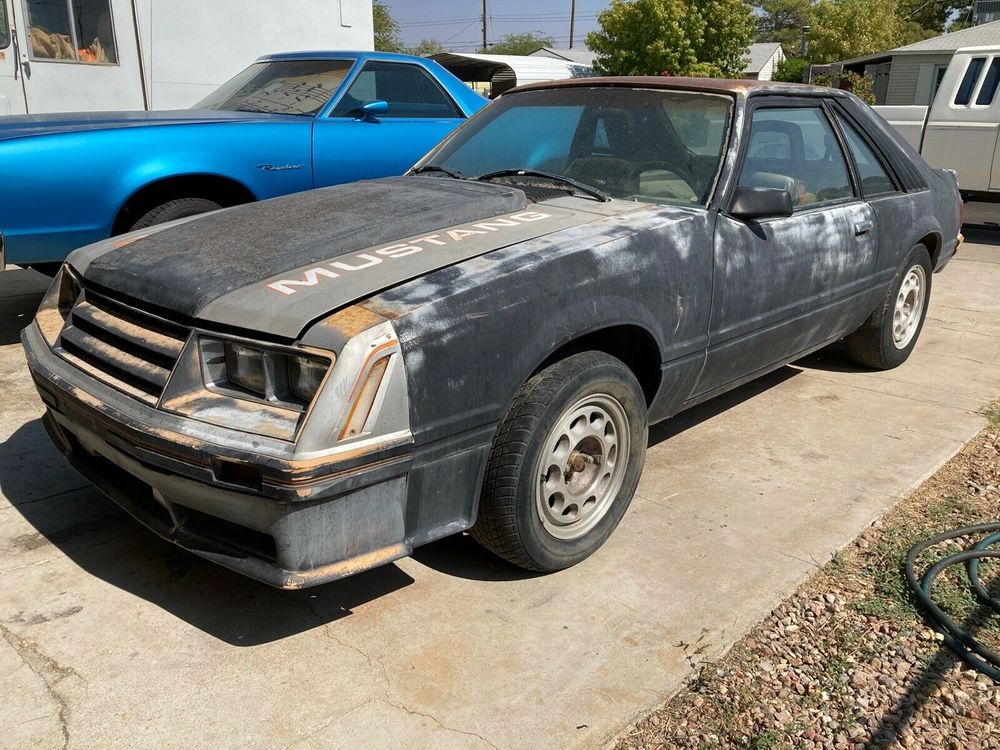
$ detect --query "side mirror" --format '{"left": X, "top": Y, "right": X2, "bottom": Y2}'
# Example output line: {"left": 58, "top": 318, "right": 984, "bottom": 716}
{"left": 359, "top": 99, "right": 388, "bottom": 122}
{"left": 729, "top": 186, "right": 794, "bottom": 220}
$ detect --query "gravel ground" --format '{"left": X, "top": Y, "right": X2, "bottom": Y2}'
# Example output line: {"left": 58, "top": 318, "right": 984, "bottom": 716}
{"left": 616, "top": 405, "right": 1000, "bottom": 750}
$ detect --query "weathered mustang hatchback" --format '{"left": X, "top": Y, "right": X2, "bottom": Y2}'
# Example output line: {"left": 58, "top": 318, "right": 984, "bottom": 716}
{"left": 23, "top": 78, "right": 962, "bottom": 588}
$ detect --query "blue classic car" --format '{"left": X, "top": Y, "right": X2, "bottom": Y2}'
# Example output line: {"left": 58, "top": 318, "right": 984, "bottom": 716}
{"left": 0, "top": 51, "right": 486, "bottom": 272}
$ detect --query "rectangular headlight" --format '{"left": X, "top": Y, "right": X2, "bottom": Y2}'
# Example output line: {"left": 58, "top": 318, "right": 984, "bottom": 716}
{"left": 225, "top": 343, "right": 267, "bottom": 397}
{"left": 200, "top": 338, "right": 333, "bottom": 409}
{"left": 287, "top": 354, "right": 328, "bottom": 402}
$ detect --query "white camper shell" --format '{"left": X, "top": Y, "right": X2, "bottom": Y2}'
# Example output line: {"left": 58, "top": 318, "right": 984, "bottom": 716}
{"left": 875, "top": 45, "right": 1000, "bottom": 197}
{"left": 0, "top": 0, "right": 373, "bottom": 115}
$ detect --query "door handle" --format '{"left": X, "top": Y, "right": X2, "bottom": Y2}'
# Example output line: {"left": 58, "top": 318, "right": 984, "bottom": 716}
{"left": 854, "top": 221, "right": 873, "bottom": 236}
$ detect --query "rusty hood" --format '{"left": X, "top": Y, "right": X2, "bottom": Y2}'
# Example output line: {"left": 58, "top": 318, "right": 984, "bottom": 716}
{"left": 68, "top": 176, "right": 593, "bottom": 339}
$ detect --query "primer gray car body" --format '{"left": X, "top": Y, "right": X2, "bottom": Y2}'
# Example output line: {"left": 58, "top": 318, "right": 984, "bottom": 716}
{"left": 22, "top": 78, "right": 962, "bottom": 588}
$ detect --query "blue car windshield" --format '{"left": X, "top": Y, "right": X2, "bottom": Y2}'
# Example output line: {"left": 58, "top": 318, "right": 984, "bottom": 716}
{"left": 196, "top": 60, "right": 354, "bottom": 116}
{"left": 423, "top": 87, "right": 733, "bottom": 205}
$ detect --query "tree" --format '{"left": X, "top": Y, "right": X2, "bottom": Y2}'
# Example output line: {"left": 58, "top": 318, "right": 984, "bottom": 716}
{"left": 586, "top": 0, "right": 756, "bottom": 77}
{"left": 480, "top": 32, "right": 555, "bottom": 55}
{"left": 373, "top": 1, "right": 404, "bottom": 53}
{"left": 410, "top": 39, "right": 445, "bottom": 57}
{"left": 897, "top": 0, "right": 954, "bottom": 35}
{"left": 807, "top": 0, "right": 904, "bottom": 63}
{"left": 755, "top": 0, "right": 814, "bottom": 57}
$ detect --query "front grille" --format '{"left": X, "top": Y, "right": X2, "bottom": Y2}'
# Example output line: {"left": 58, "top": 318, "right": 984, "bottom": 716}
{"left": 57, "top": 288, "right": 190, "bottom": 404}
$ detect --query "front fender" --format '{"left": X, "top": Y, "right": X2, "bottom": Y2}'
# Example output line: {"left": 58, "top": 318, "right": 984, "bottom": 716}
{"left": 0, "top": 121, "right": 312, "bottom": 265}
{"left": 371, "top": 206, "right": 716, "bottom": 446}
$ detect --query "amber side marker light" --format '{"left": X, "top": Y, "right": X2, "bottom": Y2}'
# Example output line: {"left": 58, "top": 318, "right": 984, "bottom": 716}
{"left": 340, "top": 357, "right": 390, "bottom": 440}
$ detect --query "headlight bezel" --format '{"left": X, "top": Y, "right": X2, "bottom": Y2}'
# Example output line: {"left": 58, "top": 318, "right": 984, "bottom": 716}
{"left": 198, "top": 336, "right": 334, "bottom": 412}
{"left": 36, "top": 264, "right": 82, "bottom": 346}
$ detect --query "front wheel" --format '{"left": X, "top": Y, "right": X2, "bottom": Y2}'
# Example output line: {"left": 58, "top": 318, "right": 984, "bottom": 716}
{"left": 845, "top": 245, "right": 933, "bottom": 370}
{"left": 471, "top": 351, "right": 648, "bottom": 572}
{"left": 129, "top": 197, "right": 223, "bottom": 231}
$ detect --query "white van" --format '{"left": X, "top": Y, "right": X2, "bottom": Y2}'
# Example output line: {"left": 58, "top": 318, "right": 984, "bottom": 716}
{"left": 0, "top": 0, "right": 373, "bottom": 115}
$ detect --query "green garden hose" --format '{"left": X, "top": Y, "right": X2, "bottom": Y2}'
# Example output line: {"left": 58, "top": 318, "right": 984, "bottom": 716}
{"left": 905, "top": 523, "right": 1000, "bottom": 681}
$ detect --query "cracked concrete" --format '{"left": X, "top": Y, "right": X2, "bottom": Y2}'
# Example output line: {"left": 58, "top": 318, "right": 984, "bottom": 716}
{"left": 0, "top": 235, "right": 998, "bottom": 749}
{"left": 0, "top": 622, "right": 80, "bottom": 749}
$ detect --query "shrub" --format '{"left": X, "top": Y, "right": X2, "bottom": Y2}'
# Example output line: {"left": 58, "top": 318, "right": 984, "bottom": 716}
{"left": 773, "top": 57, "right": 808, "bottom": 83}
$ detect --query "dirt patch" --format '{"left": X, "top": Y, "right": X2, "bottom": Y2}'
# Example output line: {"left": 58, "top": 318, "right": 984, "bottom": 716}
{"left": 616, "top": 404, "right": 1000, "bottom": 749}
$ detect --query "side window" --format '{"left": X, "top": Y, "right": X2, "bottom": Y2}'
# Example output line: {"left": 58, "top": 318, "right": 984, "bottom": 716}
{"left": 330, "top": 61, "right": 461, "bottom": 119}
{"left": 976, "top": 58, "right": 1000, "bottom": 105}
{"left": 837, "top": 116, "right": 897, "bottom": 197}
{"left": 0, "top": 2, "right": 10, "bottom": 49}
{"left": 25, "top": 0, "right": 117, "bottom": 64}
{"left": 738, "top": 107, "right": 854, "bottom": 208}
{"left": 955, "top": 57, "right": 986, "bottom": 105}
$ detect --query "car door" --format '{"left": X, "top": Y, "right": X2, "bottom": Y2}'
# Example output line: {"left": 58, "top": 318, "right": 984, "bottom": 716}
{"left": 311, "top": 59, "right": 467, "bottom": 187}
{"left": 830, "top": 104, "right": 914, "bottom": 294}
{"left": 0, "top": 0, "right": 26, "bottom": 114}
{"left": 695, "top": 99, "right": 878, "bottom": 397}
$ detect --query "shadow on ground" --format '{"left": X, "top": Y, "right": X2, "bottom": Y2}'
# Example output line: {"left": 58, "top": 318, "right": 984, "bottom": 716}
{"left": 1, "top": 419, "right": 414, "bottom": 646}
{"left": 1, "top": 286, "right": 880, "bottom": 645}
{"left": 0, "top": 268, "right": 49, "bottom": 345}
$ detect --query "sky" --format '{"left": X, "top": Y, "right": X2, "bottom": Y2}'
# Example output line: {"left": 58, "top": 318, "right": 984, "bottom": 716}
{"left": 383, "top": 1, "right": 613, "bottom": 52}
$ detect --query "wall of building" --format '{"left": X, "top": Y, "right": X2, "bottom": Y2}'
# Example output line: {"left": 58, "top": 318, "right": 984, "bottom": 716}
{"left": 885, "top": 53, "right": 953, "bottom": 105}
{"left": 756, "top": 48, "right": 785, "bottom": 82}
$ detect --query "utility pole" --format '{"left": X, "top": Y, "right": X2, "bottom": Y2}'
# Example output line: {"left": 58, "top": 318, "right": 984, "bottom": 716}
{"left": 569, "top": 0, "right": 576, "bottom": 48}
{"left": 482, "top": 0, "right": 488, "bottom": 50}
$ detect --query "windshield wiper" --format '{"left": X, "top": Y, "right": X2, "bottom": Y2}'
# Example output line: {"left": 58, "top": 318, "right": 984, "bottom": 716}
{"left": 411, "top": 164, "right": 465, "bottom": 179}
{"left": 475, "top": 169, "right": 610, "bottom": 202}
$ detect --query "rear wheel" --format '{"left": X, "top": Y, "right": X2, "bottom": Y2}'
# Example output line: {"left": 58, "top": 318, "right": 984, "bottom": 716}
{"left": 129, "top": 197, "right": 223, "bottom": 231}
{"left": 471, "top": 351, "right": 648, "bottom": 572}
{"left": 845, "top": 245, "right": 932, "bottom": 370}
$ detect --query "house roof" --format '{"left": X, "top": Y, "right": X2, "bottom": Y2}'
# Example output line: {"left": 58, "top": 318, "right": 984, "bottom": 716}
{"left": 838, "top": 20, "right": 1000, "bottom": 65}
{"left": 529, "top": 47, "right": 597, "bottom": 66}
{"left": 745, "top": 42, "right": 783, "bottom": 74}
{"left": 893, "top": 19, "right": 1000, "bottom": 53}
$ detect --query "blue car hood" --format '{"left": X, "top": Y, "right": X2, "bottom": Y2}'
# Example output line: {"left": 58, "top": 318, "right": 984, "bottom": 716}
{"left": 0, "top": 109, "right": 301, "bottom": 142}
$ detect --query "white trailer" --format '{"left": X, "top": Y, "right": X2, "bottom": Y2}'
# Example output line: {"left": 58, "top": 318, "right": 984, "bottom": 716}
{"left": 0, "top": 0, "right": 373, "bottom": 115}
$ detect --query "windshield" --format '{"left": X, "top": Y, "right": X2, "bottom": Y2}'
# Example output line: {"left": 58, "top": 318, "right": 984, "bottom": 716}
{"left": 422, "top": 87, "right": 733, "bottom": 205}
{"left": 196, "top": 60, "right": 354, "bottom": 116}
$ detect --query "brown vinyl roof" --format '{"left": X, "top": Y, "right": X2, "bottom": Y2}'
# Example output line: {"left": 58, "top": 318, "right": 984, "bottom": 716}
{"left": 508, "top": 76, "right": 845, "bottom": 99}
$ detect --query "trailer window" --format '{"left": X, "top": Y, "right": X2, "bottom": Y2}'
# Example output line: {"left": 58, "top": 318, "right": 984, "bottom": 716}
{"left": 976, "top": 58, "right": 1000, "bottom": 105}
{"left": 24, "top": 0, "right": 117, "bottom": 64}
{"left": 0, "top": 2, "right": 10, "bottom": 49}
{"left": 955, "top": 57, "right": 986, "bottom": 105}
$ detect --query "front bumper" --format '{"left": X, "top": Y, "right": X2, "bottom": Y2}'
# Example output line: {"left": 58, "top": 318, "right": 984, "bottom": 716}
{"left": 23, "top": 322, "right": 414, "bottom": 589}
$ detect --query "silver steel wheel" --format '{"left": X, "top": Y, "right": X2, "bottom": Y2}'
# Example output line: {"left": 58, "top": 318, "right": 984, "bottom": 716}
{"left": 892, "top": 264, "right": 927, "bottom": 350}
{"left": 534, "top": 393, "right": 631, "bottom": 541}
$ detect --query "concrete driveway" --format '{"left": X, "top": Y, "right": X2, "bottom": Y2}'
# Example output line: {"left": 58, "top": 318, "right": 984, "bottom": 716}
{"left": 2, "top": 233, "right": 999, "bottom": 750}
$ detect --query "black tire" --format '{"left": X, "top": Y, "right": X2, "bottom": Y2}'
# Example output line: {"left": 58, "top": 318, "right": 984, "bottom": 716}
{"left": 845, "top": 245, "right": 933, "bottom": 370}
{"left": 129, "top": 197, "right": 223, "bottom": 231}
{"left": 471, "top": 351, "right": 648, "bottom": 572}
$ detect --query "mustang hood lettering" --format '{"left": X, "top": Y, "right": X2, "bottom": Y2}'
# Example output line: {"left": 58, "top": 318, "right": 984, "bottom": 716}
{"left": 69, "top": 177, "right": 589, "bottom": 338}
